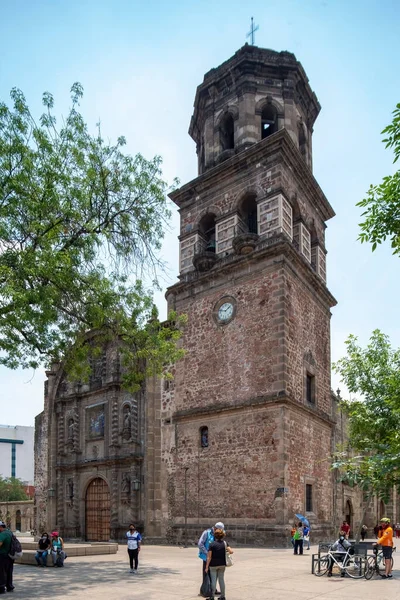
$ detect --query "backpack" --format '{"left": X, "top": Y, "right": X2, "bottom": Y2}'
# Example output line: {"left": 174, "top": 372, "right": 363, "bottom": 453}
{"left": 8, "top": 534, "right": 23, "bottom": 560}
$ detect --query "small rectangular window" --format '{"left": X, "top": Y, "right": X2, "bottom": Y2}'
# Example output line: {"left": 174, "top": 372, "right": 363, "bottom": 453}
{"left": 306, "top": 484, "right": 313, "bottom": 512}
{"left": 306, "top": 373, "right": 315, "bottom": 404}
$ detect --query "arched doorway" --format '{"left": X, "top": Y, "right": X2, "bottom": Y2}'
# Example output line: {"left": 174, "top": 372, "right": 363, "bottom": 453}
{"left": 85, "top": 478, "right": 111, "bottom": 541}
{"left": 345, "top": 500, "right": 353, "bottom": 527}
{"left": 15, "top": 509, "right": 21, "bottom": 532}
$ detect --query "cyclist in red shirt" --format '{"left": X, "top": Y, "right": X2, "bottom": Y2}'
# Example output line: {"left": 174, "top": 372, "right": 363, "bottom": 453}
{"left": 374, "top": 517, "right": 394, "bottom": 578}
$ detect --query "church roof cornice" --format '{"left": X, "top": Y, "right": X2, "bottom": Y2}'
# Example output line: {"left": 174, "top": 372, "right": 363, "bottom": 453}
{"left": 169, "top": 129, "right": 335, "bottom": 222}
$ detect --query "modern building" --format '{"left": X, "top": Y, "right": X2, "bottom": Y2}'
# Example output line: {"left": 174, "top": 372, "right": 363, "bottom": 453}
{"left": 0, "top": 424, "right": 34, "bottom": 485}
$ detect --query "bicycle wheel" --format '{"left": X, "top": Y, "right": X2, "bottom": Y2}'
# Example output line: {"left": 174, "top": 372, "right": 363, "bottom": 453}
{"left": 364, "top": 556, "right": 375, "bottom": 580}
{"left": 377, "top": 551, "right": 394, "bottom": 575}
{"left": 344, "top": 555, "right": 366, "bottom": 579}
{"left": 314, "top": 554, "right": 329, "bottom": 576}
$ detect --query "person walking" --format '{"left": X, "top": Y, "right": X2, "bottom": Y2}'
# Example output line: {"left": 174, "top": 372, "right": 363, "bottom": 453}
{"left": 0, "top": 521, "right": 14, "bottom": 594}
{"left": 35, "top": 532, "right": 51, "bottom": 566}
{"left": 198, "top": 522, "right": 224, "bottom": 597}
{"left": 395, "top": 523, "right": 400, "bottom": 539}
{"left": 374, "top": 517, "right": 394, "bottom": 578}
{"left": 205, "top": 528, "right": 233, "bottom": 600}
{"left": 126, "top": 524, "right": 142, "bottom": 573}
{"left": 303, "top": 524, "right": 310, "bottom": 550}
{"left": 290, "top": 524, "right": 296, "bottom": 548}
{"left": 293, "top": 522, "right": 304, "bottom": 555}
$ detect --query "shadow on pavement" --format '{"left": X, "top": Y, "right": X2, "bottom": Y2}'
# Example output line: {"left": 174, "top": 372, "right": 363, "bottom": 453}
{"left": 14, "top": 561, "right": 180, "bottom": 598}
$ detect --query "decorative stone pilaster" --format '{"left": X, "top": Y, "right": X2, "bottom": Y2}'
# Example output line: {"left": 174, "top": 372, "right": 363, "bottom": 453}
{"left": 110, "top": 398, "right": 119, "bottom": 447}
{"left": 57, "top": 407, "right": 64, "bottom": 455}
{"left": 110, "top": 469, "right": 119, "bottom": 539}
{"left": 73, "top": 474, "right": 80, "bottom": 537}
{"left": 56, "top": 472, "right": 64, "bottom": 530}
{"left": 73, "top": 407, "right": 80, "bottom": 453}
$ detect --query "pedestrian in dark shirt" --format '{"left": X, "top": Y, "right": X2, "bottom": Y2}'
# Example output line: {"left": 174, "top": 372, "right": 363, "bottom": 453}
{"left": 205, "top": 528, "right": 233, "bottom": 600}
{"left": 0, "top": 521, "right": 14, "bottom": 593}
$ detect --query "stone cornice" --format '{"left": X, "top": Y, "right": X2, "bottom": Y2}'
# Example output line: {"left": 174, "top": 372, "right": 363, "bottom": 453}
{"left": 56, "top": 453, "right": 144, "bottom": 470}
{"left": 166, "top": 233, "right": 337, "bottom": 311}
{"left": 170, "top": 391, "right": 335, "bottom": 428}
{"left": 169, "top": 129, "right": 334, "bottom": 222}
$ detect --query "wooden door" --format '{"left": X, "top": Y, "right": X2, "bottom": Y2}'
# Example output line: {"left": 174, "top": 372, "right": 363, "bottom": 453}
{"left": 85, "top": 478, "right": 110, "bottom": 541}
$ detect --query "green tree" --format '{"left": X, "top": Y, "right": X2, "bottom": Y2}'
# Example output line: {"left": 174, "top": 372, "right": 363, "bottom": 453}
{"left": 0, "top": 476, "right": 29, "bottom": 502}
{"left": 358, "top": 103, "right": 400, "bottom": 255}
{"left": 0, "top": 84, "right": 184, "bottom": 387}
{"left": 333, "top": 330, "right": 400, "bottom": 503}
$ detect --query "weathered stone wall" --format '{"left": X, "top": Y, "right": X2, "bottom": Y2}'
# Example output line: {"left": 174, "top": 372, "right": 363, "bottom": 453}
{"left": 170, "top": 267, "right": 286, "bottom": 414}
{"left": 284, "top": 265, "right": 332, "bottom": 413}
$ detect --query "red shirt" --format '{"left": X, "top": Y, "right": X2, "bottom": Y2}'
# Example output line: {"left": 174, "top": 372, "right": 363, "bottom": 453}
{"left": 341, "top": 523, "right": 350, "bottom": 535}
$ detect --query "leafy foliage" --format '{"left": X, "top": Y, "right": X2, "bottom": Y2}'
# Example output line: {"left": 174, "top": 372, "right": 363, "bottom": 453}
{"left": 0, "top": 84, "right": 184, "bottom": 385}
{"left": 0, "top": 476, "right": 29, "bottom": 502}
{"left": 333, "top": 330, "right": 400, "bottom": 500}
{"left": 357, "top": 103, "right": 400, "bottom": 255}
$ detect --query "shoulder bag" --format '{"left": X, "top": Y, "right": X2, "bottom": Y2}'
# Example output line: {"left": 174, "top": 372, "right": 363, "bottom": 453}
{"left": 224, "top": 541, "right": 233, "bottom": 567}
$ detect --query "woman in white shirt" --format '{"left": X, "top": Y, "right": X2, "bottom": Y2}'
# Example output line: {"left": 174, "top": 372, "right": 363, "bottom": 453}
{"left": 126, "top": 524, "right": 142, "bottom": 573}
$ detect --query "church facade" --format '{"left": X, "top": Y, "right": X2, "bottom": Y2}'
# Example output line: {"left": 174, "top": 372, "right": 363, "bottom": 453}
{"left": 35, "top": 45, "right": 395, "bottom": 544}
{"left": 34, "top": 337, "right": 162, "bottom": 541}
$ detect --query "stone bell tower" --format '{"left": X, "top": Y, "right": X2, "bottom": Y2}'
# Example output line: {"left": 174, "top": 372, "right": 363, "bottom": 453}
{"left": 161, "top": 44, "right": 337, "bottom": 545}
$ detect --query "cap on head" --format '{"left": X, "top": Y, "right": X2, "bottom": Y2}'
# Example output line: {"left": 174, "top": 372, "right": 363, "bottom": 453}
{"left": 380, "top": 517, "right": 390, "bottom": 523}
{"left": 51, "top": 531, "right": 59, "bottom": 537}
{"left": 0, "top": 521, "right": 6, "bottom": 528}
{"left": 214, "top": 521, "right": 225, "bottom": 530}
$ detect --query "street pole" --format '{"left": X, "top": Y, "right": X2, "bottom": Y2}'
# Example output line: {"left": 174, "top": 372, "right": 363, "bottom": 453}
{"left": 184, "top": 467, "right": 189, "bottom": 548}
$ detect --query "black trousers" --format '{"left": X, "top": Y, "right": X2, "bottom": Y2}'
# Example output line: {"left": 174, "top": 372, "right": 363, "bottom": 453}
{"left": 128, "top": 548, "right": 139, "bottom": 570}
{"left": 294, "top": 539, "right": 303, "bottom": 555}
{"left": 0, "top": 555, "right": 13, "bottom": 592}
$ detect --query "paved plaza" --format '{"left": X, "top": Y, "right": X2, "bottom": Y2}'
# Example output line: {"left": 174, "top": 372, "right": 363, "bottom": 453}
{"left": 12, "top": 544, "right": 399, "bottom": 599}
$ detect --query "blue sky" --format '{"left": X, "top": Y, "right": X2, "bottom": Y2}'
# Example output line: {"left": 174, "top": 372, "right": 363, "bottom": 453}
{"left": 1, "top": 0, "right": 399, "bottom": 425}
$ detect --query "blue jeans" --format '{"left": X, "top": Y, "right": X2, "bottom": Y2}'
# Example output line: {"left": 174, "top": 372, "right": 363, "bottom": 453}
{"left": 210, "top": 566, "right": 226, "bottom": 598}
{"left": 35, "top": 550, "right": 48, "bottom": 566}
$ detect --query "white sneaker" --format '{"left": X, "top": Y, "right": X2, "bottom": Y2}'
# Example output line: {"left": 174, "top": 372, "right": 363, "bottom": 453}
{"left": 130, "top": 568, "right": 134, "bottom": 573}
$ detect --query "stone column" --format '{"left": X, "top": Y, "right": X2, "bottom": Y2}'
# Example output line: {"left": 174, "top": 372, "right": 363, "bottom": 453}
{"left": 110, "top": 468, "right": 119, "bottom": 540}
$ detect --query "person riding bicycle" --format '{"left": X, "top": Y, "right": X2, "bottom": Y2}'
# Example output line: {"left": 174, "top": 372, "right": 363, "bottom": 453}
{"left": 373, "top": 517, "right": 393, "bottom": 578}
{"left": 327, "top": 534, "right": 353, "bottom": 577}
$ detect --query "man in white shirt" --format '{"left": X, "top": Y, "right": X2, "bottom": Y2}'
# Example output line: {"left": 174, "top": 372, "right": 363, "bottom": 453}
{"left": 126, "top": 524, "right": 142, "bottom": 573}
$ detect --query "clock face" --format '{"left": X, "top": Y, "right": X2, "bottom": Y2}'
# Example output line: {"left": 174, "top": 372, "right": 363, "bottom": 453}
{"left": 217, "top": 302, "right": 234, "bottom": 323}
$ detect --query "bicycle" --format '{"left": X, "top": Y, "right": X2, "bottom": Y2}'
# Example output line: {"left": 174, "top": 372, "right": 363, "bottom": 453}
{"left": 364, "top": 546, "right": 395, "bottom": 580}
{"left": 314, "top": 546, "right": 366, "bottom": 579}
